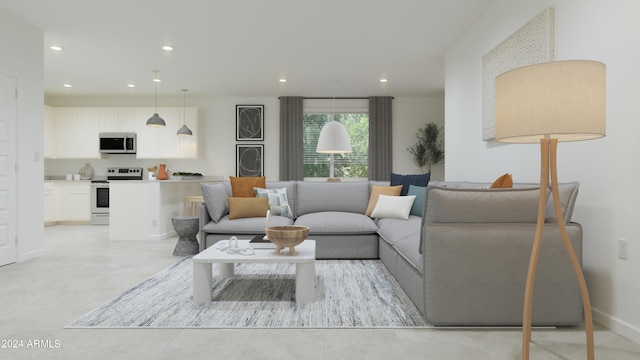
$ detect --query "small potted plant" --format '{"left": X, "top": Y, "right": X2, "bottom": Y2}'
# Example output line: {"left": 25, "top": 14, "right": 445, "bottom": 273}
{"left": 407, "top": 122, "right": 444, "bottom": 173}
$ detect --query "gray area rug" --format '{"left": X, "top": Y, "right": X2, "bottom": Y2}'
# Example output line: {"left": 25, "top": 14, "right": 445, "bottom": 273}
{"left": 66, "top": 258, "right": 427, "bottom": 328}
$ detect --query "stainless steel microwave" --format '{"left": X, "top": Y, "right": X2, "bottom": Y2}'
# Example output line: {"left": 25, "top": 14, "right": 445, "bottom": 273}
{"left": 99, "top": 132, "right": 137, "bottom": 154}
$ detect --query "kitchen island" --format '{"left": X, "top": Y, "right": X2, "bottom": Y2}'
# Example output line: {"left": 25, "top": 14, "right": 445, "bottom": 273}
{"left": 109, "top": 179, "right": 219, "bottom": 241}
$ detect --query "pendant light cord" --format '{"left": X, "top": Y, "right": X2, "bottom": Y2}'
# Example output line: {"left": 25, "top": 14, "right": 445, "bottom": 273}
{"left": 182, "top": 89, "right": 187, "bottom": 125}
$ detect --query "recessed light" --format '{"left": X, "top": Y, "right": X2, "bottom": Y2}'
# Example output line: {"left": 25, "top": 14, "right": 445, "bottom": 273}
{"left": 162, "top": 46, "right": 174, "bottom": 51}
{"left": 50, "top": 45, "right": 63, "bottom": 51}
{"left": 128, "top": 84, "right": 136, "bottom": 88}
{"left": 153, "top": 78, "right": 161, "bottom": 83}
{"left": 63, "top": 84, "right": 72, "bottom": 88}
{"left": 379, "top": 78, "right": 388, "bottom": 83}
{"left": 279, "top": 78, "right": 287, "bottom": 83}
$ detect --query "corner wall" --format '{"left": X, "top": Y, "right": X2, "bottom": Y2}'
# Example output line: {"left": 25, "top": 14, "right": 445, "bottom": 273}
{"left": 0, "top": 8, "right": 45, "bottom": 261}
{"left": 445, "top": 0, "right": 640, "bottom": 342}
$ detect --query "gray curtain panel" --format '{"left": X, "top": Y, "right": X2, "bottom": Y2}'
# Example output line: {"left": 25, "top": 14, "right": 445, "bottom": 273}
{"left": 279, "top": 97, "right": 304, "bottom": 180}
{"left": 369, "top": 96, "right": 393, "bottom": 181}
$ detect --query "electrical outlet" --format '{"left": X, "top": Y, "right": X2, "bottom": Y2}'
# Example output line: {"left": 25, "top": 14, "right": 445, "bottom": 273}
{"left": 618, "top": 238, "right": 629, "bottom": 260}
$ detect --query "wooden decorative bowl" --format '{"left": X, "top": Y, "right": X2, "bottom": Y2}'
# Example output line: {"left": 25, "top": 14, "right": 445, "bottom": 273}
{"left": 265, "top": 225, "right": 310, "bottom": 255}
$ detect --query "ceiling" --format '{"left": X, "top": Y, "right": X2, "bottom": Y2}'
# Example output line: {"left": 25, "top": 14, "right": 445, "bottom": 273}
{"left": 0, "top": 0, "right": 497, "bottom": 98}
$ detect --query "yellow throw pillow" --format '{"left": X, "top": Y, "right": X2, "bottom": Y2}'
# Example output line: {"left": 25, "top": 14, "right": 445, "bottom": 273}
{"left": 227, "top": 197, "right": 269, "bottom": 220}
{"left": 490, "top": 173, "right": 513, "bottom": 189}
{"left": 229, "top": 176, "right": 266, "bottom": 197}
{"left": 365, "top": 185, "right": 403, "bottom": 216}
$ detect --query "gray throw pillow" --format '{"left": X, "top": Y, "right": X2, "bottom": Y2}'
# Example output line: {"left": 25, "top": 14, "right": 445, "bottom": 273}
{"left": 201, "top": 183, "right": 229, "bottom": 223}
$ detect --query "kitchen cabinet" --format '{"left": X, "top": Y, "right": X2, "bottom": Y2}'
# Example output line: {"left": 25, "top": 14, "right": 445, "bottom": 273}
{"left": 61, "top": 182, "right": 91, "bottom": 221}
{"left": 44, "top": 181, "right": 91, "bottom": 224}
{"left": 135, "top": 107, "right": 198, "bottom": 159}
{"left": 43, "top": 181, "right": 58, "bottom": 224}
{"left": 44, "top": 106, "right": 198, "bottom": 160}
{"left": 46, "top": 108, "right": 100, "bottom": 159}
{"left": 109, "top": 180, "right": 201, "bottom": 241}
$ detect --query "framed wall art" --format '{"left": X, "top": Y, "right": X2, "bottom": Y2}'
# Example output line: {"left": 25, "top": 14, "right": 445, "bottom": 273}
{"left": 482, "top": 7, "right": 554, "bottom": 140}
{"left": 236, "top": 144, "right": 264, "bottom": 177}
{"left": 236, "top": 105, "right": 264, "bottom": 141}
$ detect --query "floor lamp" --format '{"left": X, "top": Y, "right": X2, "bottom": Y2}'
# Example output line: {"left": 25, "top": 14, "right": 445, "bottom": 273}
{"left": 495, "top": 60, "right": 606, "bottom": 360}
{"left": 316, "top": 115, "right": 352, "bottom": 181}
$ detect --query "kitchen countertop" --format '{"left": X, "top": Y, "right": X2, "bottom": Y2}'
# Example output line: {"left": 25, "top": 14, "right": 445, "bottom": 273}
{"left": 45, "top": 176, "right": 223, "bottom": 183}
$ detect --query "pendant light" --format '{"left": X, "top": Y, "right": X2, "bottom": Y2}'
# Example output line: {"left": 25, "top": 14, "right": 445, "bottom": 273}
{"left": 177, "top": 89, "right": 193, "bottom": 136}
{"left": 146, "top": 70, "right": 166, "bottom": 127}
{"left": 316, "top": 79, "right": 352, "bottom": 179}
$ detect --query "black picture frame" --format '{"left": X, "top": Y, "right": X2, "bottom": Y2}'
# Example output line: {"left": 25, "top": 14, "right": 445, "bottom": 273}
{"left": 236, "top": 105, "right": 264, "bottom": 141}
{"left": 236, "top": 144, "right": 264, "bottom": 177}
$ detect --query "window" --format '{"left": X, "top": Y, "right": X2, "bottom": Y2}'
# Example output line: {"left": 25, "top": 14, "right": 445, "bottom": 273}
{"left": 303, "top": 113, "right": 369, "bottom": 178}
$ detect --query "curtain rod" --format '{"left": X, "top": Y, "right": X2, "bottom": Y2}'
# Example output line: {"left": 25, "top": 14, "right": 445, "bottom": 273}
{"left": 278, "top": 96, "right": 394, "bottom": 100}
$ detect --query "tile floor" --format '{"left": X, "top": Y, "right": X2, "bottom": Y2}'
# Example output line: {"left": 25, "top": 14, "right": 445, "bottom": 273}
{"left": 1, "top": 225, "right": 639, "bottom": 359}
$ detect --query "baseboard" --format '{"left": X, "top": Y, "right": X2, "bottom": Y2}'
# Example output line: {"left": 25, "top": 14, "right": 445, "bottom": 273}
{"left": 45, "top": 220, "right": 91, "bottom": 227}
{"left": 18, "top": 248, "right": 45, "bottom": 262}
{"left": 593, "top": 307, "right": 640, "bottom": 344}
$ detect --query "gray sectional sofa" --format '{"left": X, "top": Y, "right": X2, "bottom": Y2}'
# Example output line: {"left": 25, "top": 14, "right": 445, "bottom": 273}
{"left": 199, "top": 180, "right": 583, "bottom": 326}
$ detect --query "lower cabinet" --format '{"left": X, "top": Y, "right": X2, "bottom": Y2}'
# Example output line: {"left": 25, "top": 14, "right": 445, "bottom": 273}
{"left": 44, "top": 181, "right": 91, "bottom": 224}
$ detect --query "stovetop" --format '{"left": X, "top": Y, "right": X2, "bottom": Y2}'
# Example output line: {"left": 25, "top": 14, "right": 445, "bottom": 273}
{"left": 105, "top": 167, "right": 144, "bottom": 181}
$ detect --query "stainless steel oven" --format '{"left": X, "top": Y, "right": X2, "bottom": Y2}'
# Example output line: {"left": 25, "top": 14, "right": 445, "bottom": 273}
{"left": 90, "top": 181, "right": 110, "bottom": 225}
{"left": 90, "top": 167, "right": 143, "bottom": 225}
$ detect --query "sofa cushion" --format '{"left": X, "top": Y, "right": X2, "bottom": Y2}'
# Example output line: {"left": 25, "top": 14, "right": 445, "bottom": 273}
{"left": 254, "top": 187, "right": 293, "bottom": 218}
{"left": 543, "top": 182, "right": 580, "bottom": 223}
{"left": 376, "top": 216, "right": 423, "bottom": 273}
{"left": 371, "top": 195, "right": 415, "bottom": 220}
{"left": 420, "top": 186, "right": 547, "bottom": 254}
{"left": 407, "top": 185, "right": 426, "bottom": 216}
{"left": 202, "top": 215, "right": 293, "bottom": 234}
{"left": 229, "top": 176, "right": 266, "bottom": 197}
{"left": 295, "top": 181, "right": 369, "bottom": 216}
{"left": 294, "top": 212, "right": 378, "bottom": 234}
{"left": 365, "top": 185, "right": 402, "bottom": 216}
{"left": 391, "top": 172, "right": 430, "bottom": 196}
{"left": 438, "top": 181, "right": 579, "bottom": 223}
{"left": 227, "top": 197, "right": 269, "bottom": 220}
{"left": 201, "top": 182, "right": 230, "bottom": 223}
{"left": 376, "top": 216, "right": 422, "bottom": 247}
{"left": 424, "top": 186, "right": 544, "bottom": 224}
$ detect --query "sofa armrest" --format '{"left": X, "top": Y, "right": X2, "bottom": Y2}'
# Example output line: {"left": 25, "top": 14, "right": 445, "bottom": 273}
{"left": 198, "top": 203, "right": 211, "bottom": 252}
{"left": 422, "top": 222, "right": 583, "bottom": 326}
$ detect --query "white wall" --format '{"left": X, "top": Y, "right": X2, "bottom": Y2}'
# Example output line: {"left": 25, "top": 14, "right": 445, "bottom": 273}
{"left": 445, "top": 0, "right": 640, "bottom": 342}
{"left": 393, "top": 97, "right": 445, "bottom": 180}
{"left": 0, "top": 9, "right": 45, "bottom": 261}
{"left": 45, "top": 96, "right": 444, "bottom": 181}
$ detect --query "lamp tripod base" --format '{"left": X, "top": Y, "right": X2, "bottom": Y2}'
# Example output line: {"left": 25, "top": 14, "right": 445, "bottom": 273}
{"left": 522, "top": 138, "right": 594, "bottom": 360}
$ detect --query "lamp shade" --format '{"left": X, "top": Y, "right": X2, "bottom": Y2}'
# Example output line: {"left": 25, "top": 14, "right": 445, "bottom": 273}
{"left": 146, "top": 113, "right": 166, "bottom": 127}
{"left": 316, "top": 120, "right": 352, "bottom": 153}
{"left": 177, "top": 124, "right": 193, "bottom": 136}
{"left": 495, "top": 60, "right": 606, "bottom": 143}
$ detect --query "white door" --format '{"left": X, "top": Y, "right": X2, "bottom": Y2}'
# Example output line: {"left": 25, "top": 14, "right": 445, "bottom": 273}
{"left": 0, "top": 73, "right": 17, "bottom": 266}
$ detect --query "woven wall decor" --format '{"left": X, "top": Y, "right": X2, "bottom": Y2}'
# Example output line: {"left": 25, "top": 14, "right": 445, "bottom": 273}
{"left": 482, "top": 7, "right": 554, "bottom": 141}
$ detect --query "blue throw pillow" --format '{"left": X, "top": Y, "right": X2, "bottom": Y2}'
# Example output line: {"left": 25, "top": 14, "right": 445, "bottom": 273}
{"left": 390, "top": 172, "right": 430, "bottom": 196}
{"left": 407, "top": 185, "right": 426, "bottom": 217}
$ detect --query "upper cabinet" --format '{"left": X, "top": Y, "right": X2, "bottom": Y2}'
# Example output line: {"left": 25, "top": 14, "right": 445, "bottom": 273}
{"left": 133, "top": 107, "right": 199, "bottom": 159}
{"left": 48, "top": 108, "right": 100, "bottom": 159}
{"left": 44, "top": 107, "right": 199, "bottom": 160}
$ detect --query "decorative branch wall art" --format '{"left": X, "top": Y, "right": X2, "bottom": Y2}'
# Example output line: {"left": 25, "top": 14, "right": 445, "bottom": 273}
{"left": 236, "top": 144, "right": 264, "bottom": 177}
{"left": 236, "top": 105, "right": 264, "bottom": 141}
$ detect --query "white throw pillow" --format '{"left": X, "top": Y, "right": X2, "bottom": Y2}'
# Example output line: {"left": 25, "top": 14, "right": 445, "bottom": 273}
{"left": 370, "top": 195, "right": 416, "bottom": 220}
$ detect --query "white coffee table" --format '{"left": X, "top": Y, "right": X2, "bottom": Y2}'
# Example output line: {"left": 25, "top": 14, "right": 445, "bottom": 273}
{"left": 192, "top": 239, "right": 316, "bottom": 304}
